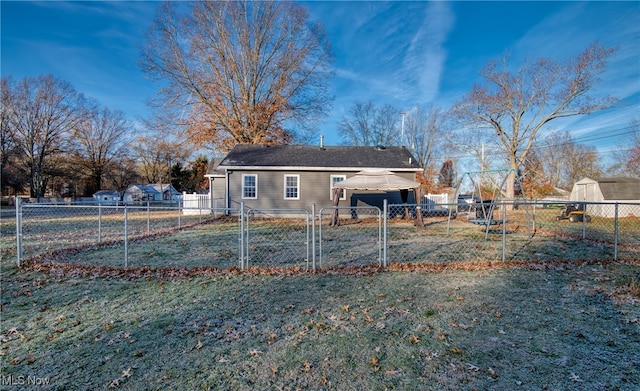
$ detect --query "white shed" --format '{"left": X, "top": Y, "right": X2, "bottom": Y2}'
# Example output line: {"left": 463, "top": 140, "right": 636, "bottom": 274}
{"left": 570, "top": 177, "right": 640, "bottom": 217}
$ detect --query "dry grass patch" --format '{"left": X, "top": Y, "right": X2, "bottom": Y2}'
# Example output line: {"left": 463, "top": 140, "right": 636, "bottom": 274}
{"left": 1, "top": 258, "right": 638, "bottom": 390}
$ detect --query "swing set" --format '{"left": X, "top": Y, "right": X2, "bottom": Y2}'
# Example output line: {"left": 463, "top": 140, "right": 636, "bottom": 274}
{"left": 447, "top": 168, "right": 516, "bottom": 237}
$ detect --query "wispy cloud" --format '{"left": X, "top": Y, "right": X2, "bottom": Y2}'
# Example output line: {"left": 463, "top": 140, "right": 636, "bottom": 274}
{"left": 397, "top": 1, "right": 454, "bottom": 103}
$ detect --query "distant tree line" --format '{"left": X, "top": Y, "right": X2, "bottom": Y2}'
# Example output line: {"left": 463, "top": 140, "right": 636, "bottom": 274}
{"left": 1, "top": 75, "right": 210, "bottom": 199}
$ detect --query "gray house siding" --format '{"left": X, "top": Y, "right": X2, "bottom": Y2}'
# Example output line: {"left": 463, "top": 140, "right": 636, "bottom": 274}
{"left": 211, "top": 178, "right": 226, "bottom": 209}
{"left": 227, "top": 169, "right": 417, "bottom": 211}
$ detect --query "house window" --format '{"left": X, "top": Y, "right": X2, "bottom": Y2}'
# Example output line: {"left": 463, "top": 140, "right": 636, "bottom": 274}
{"left": 331, "top": 175, "right": 346, "bottom": 200}
{"left": 284, "top": 175, "right": 300, "bottom": 200}
{"left": 242, "top": 174, "right": 257, "bottom": 199}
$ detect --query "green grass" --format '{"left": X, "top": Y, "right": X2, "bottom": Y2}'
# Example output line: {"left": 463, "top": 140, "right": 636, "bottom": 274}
{"left": 1, "top": 258, "right": 638, "bottom": 390}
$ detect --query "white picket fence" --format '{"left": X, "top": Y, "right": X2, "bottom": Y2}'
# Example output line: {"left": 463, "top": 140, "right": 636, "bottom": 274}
{"left": 423, "top": 193, "right": 448, "bottom": 210}
{"left": 182, "top": 193, "right": 211, "bottom": 215}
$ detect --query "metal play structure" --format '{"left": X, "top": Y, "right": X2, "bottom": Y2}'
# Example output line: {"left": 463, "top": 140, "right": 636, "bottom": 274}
{"left": 448, "top": 168, "right": 517, "bottom": 238}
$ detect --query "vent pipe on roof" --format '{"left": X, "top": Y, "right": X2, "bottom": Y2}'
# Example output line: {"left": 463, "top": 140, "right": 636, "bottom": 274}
{"left": 320, "top": 134, "right": 324, "bottom": 148}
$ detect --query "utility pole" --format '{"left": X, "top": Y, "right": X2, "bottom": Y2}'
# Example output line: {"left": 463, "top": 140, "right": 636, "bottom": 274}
{"left": 400, "top": 112, "right": 406, "bottom": 146}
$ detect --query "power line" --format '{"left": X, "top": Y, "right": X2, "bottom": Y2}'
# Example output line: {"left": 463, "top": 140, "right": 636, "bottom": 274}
{"left": 428, "top": 124, "right": 637, "bottom": 163}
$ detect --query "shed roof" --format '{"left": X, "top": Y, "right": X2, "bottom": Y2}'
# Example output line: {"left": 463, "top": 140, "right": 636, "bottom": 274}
{"left": 219, "top": 144, "right": 422, "bottom": 171}
{"left": 594, "top": 177, "right": 640, "bottom": 200}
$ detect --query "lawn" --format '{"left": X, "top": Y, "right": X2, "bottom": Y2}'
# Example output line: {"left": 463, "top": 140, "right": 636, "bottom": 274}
{"left": 1, "top": 257, "right": 638, "bottom": 390}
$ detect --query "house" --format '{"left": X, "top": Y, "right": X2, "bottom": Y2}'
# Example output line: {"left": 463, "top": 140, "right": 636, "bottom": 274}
{"left": 92, "top": 190, "right": 120, "bottom": 205}
{"left": 204, "top": 158, "right": 227, "bottom": 209}
{"left": 123, "top": 184, "right": 181, "bottom": 204}
{"left": 208, "top": 144, "right": 422, "bottom": 211}
{"left": 570, "top": 177, "right": 640, "bottom": 217}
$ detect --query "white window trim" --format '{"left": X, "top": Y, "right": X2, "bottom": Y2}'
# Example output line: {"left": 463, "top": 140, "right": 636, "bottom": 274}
{"left": 284, "top": 174, "right": 300, "bottom": 200}
{"left": 330, "top": 175, "right": 347, "bottom": 201}
{"left": 242, "top": 174, "right": 258, "bottom": 199}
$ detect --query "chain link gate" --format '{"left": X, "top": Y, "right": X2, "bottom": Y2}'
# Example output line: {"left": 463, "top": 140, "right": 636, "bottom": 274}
{"left": 242, "top": 208, "right": 312, "bottom": 270}
{"left": 318, "top": 205, "right": 383, "bottom": 268}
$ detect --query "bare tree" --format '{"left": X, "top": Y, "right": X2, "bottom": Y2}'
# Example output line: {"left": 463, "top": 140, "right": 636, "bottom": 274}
{"left": 106, "top": 157, "right": 139, "bottom": 196}
{"left": 404, "top": 105, "right": 446, "bottom": 170}
{"left": 609, "top": 118, "right": 640, "bottom": 177}
{"left": 72, "top": 107, "right": 133, "bottom": 195}
{"left": 6, "top": 75, "right": 89, "bottom": 198}
{"left": 519, "top": 150, "right": 554, "bottom": 199}
{"left": 132, "top": 136, "right": 190, "bottom": 184}
{"left": 338, "top": 101, "right": 400, "bottom": 146}
{"left": 451, "top": 42, "right": 617, "bottom": 200}
{"left": 141, "top": 1, "right": 334, "bottom": 151}
{"left": 0, "top": 77, "right": 26, "bottom": 195}
{"left": 538, "top": 130, "right": 602, "bottom": 190}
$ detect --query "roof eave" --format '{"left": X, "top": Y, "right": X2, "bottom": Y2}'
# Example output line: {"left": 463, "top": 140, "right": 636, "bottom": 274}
{"left": 219, "top": 165, "right": 422, "bottom": 172}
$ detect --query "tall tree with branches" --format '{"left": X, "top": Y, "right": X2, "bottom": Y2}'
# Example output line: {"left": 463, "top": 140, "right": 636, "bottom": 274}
{"left": 609, "top": 118, "right": 640, "bottom": 177}
{"left": 338, "top": 101, "right": 400, "bottom": 146}
{"left": 0, "top": 77, "right": 26, "bottom": 195}
{"left": 451, "top": 42, "right": 617, "bottom": 200}
{"left": 5, "top": 75, "right": 89, "bottom": 198}
{"left": 72, "top": 107, "right": 133, "bottom": 195}
{"left": 404, "top": 104, "right": 446, "bottom": 171}
{"left": 539, "top": 130, "right": 602, "bottom": 190}
{"left": 141, "top": 1, "right": 334, "bottom": 151}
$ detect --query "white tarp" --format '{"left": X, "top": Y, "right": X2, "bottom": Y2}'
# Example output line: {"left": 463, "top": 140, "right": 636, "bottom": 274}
{"left": 333, "top": 169, "right": 419, "bottom": 191}
{"left": 330, "top": 169, "right": 423, "bottom": 226}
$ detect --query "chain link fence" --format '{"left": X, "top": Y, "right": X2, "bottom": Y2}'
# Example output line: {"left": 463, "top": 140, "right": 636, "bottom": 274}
{"left": 318, "top": 206, "right": 382, "bottom": 268}
{"left": 8, "top": 198, "right": 640, "bottom": 271}
{"left": 243, "top": 208, "right": 311, "bottom": 270}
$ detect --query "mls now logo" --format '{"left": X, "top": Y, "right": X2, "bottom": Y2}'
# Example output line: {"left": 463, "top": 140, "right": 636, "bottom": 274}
{"left": 1, "top": 375, "right": 50, "bottom": 386}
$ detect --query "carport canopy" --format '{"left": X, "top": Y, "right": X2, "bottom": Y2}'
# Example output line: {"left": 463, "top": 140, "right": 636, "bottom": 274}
{"left": 331, "top": 169, "right": 423, "bottom": 226}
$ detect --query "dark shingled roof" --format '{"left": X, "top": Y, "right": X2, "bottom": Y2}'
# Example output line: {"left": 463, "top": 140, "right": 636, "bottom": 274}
{"left": 219, "top": 144, "right": 422, "bottom": 170}
{"left": 596, "top": 177, "right": 640, "bottom": 200}
{"left": 205, "top": 158, "right": 226, "bottom": 177}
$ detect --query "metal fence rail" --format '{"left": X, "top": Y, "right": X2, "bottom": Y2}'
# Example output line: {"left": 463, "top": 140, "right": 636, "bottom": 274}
{"left": 10, "top": 199, "right": 640, "bottom": 271}
{"left": 318, "top": 206, "right": 382, "bottom": 268}
{"left": 243, "top": 208, "right": 312, "bottom": 270}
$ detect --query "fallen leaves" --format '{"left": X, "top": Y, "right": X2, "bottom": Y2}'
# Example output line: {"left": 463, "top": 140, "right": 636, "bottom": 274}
{"left": 109, "top": 367, "right": 134, "bottom": 388}
{"left": 23, "top": 255, "right": 630, "bottom": 281}
{"left": 122, "top": 367, "right": 133, "bottom": 379}
{"left": 569, "top": 372, "right": 583, "bottom": 382}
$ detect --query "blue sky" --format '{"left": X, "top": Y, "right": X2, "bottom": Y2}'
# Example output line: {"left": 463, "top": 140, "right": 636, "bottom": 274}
{"left": 2, "top": 1, "right": 639, "bottom": 164}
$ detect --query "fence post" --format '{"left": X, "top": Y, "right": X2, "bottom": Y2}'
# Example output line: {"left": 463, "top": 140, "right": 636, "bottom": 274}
{"left": 501, "top": 202, "right": 507, "bottom": 262}
{"left": 311, "top": 203, "right": 316, "bottom": 271}
{"left": 239, "top": 202, "right": 245, "bottom": 270}
{"left": 124, "top": 204, "right": 129, "bottom": 268}
{"left": 178, "top": 202, "right": 181, "bottom": 228}
{"left": 15, "top": 197, "right": 22, "bottom": 268}
{"left": 98, "top": 203, "right": 102, "bottom": 243}
{"left": 383, "top": 199, "right": 388, "bottom": 267}
{"left": 614, "top": 203, "right": 619, "bottom": 261}
{"left": 582, "top": 202, "right": 587, "bottom": 239}
{"left": 146, "top": 201, "right": 150, "bottom": 235}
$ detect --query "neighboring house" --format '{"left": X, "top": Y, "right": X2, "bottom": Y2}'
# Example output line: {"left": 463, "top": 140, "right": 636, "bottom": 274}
{"left": 123, "top": 184, "right": 181, "bottom": 204}
{"left": 209, "top": 144, "right": 422, "bottom": 211}
{"left": 93, "top": 190, "right": 120, "bottom": 205}
{"left": 570, "top": 177, "right": 640, "bottom": 217}
{"left": 541, "top": 187, "right": 570, "bottom": 203}
{"left": 204, "top": 158, "right": 227, "bottom": 209}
